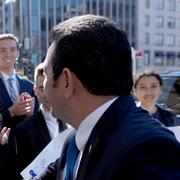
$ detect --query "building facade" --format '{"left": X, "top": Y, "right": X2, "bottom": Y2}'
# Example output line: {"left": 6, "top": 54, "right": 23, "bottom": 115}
{"left": 136, "top": 0, "right": 180, "bottom": 72}
{"left": 0, "top": 0, "right": 180, "bottom": 73}
{"left": 0, "top": 0, "right": 136, "bottom": 67}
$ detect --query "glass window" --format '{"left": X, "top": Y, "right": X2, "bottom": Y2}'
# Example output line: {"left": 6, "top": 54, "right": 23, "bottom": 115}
{"left": 166, "top": 52, "right": 176, "bottom": 66}
{"left": 177, "top": 35, "right": 180, "bottom": 46}
{"left": 48, "top": 1, "right": 54, "bottom": 30}
{"left": 56, "top": 0, "right": 61, "bottom": 23}
{"left": 99, "top": 1, "right": 104, "bottom": 15}
{"left": 22, "top": 0, "right": 30, "bottom": 37}
{"left": 155, "top": 56, "right": 164, "bottom": 66}
{"left": 168, "top": 0, "right": 176, "bottom": 11}
{"left": 113, "top": 2, "right": 117, "bottom": 19}
{"left": 166, "top": 57, "right": 175, "bottom": 66}
{"left": 145, "top": 0, "right": 150, "bottom": 8}
{"left": 154, "top": 33, "right": 163, "bottom": 45}
{"left": 144, "top": 15, "right": 150, "bottom": 27}
{"left": 69, "top": 0, "right": 77, "bottom": 18}
{"left": 167, "top": 17, "right": 175, "bottom": 29}
{"left": 177, "top": 0, "right": 180, "bottom": 11}
{"left": 155, "top": 0, "right": 164, "bottom": 10}
{"left": 78, "top": 0, "right": 84, "bottom": 15}
{"left": 144, "top": 51, "right": 150, "bottom": 65}
{"left": 166, "top": 35, "right": 175, "bottom": 46}
{"left": 155, "top": 16, "right": 164, "bottom": 28}
{"left": 178, "top": 58, "right": 180, "bottom": 66}
{"left": 177, "top": 19, "right": 180, "bottom": 29}
{"left": 144, "top": 33, "right": 150, "bottom": 44}
{"left": 32, "top": 1, "right": 38, "bottom": 32}
{"left": 154, "top": 51, "right": 165, "bottom": 66}
{"left": 159, "top": 74, "right": 180, "bottom": 115}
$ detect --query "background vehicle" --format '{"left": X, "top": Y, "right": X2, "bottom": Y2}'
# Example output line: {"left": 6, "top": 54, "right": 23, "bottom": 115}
{"left": 159, "top": 71, "right": 180, "bottom": 121}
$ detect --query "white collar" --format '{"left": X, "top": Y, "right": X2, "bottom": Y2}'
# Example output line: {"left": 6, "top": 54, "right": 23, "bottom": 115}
{"left": 41, "top": 106, "right": 57, "bottom": 123}
{"left": 1, "top": 69, "right": 16, "bottom": 81}
{"left": 76, "top": 97, "right": 118, "bottom": 151}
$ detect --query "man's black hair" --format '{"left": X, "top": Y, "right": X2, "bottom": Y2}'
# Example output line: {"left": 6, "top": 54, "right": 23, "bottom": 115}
{"left": 50, "top": 14, "right": 133, "bottom": 95}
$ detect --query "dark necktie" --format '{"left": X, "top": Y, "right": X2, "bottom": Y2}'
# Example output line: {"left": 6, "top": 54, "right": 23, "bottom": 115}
{"left": 66, "top": 135, "right": 79, "bottom": 180}
{"left": 8, "top": 77, "right": 17, "bottom": 103}
{"left": 57, "top": 119, "right": 67, "bottom": 133}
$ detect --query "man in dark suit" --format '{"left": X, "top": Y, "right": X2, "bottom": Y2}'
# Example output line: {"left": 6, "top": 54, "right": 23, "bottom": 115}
{"left": 16, "top": 63, "right": 67, "bottom": 173}
{"left": 40, "top": 14, "right": 180, "bottom": 179}
{"left": 0, "top": 34, "right": 39, "bottom": 128}
{"left": 0, "top": 34, "right": 39, "bottom": 179}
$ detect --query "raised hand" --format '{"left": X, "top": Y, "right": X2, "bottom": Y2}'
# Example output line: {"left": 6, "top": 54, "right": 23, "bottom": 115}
{"left": 0, "top": 127, "right": 10, "bottom": 145}
{"left": 9, "top": 92, "right": 35, "bottom": 117}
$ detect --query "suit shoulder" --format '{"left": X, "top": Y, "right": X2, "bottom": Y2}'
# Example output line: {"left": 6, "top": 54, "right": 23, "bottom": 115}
{"left": 17, "top": 111, "right": 42, "bottom": 129}
{"left": 17, "top": 74, "right": 34, "bottom": 85}
{"left": 114, "top": 109, "right": 176, "bottom": 149}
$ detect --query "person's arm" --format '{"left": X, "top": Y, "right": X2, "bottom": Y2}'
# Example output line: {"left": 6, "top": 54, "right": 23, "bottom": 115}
{"left": 9, "top": 92, "right": 35, "bottom": 117}
{"left": 123, "top": 135, "right": 180, "bottom": 179}
{"left": 0, "top": 100, "right": 12, "bottom": 127}
{"left": 0, "top": 93, "right": 35, "bottom": 127}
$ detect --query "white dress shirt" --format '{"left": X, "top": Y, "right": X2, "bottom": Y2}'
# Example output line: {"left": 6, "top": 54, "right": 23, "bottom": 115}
{"left": 0, "top": 70, "right": 19, "bottom": 98}
{"left": 73, "top": 97, "right": 118, "bottom": 179}
{"left": 41, "top": 105, "right": 59, "bottom": 139}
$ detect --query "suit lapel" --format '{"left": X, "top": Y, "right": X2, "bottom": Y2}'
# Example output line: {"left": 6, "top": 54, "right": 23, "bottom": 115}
{"left": 76, "top": 95, "right": 136, "bottom": 180}
{"left": 0, "top": 75, "right": 13, "bottom": 107}
{"left": 35, "top": 111, "right": 52, "bottom": 144}
{"left": 57, "top": 129, "right": 75, "bottom": 180}
{"left": 77, "top": 136, "right": 100, "bottom": 180}
{"left": 16, "top": 75, "right": 24, "bottom": 94}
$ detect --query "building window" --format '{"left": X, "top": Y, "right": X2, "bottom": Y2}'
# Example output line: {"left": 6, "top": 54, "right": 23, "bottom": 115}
{"left": 166, "top": 35, "right": 175, "bottom": 46}
{"left": 145, "top": 0, "right": 150, "bottom": 8}
{"left": 144, "top": 51, "right": 150, "bottom": 65}
{"left": 154, "top": 51, "right": 164, "bottom": 66}
{"left": 154, "top": 34, "right": 163, "bottom": 45}
{"left": 167, "top": 17, "right": 175, "bottom": 29}
{"left": 155, "top": 0, "right": 164, "bottom": 10}
{"left": 178, "top": 0, "right": 180, "bottom": 11}
{"left": 144, "top": 33, "right": 150, "bottom": 44}
{"left": 166, "top": 52, "right": 175, "bottom": 66}
{"left": 177, "top": 19, "right": 180, "bottom": 29}
{"left": 155, "top": 57, "right": 164, "bottom": 66}
{"left": 177, "top": 35, "right": 180, "bottom": 46}
{"left": 144, "top": 15, "right": 150, "bottom": 27}
{"left": 177, "top": 54, "right": 180, "bottom": 65}
{"left": 155, "top": 16, "right": 164, "bottom": 28}
{"left": 168, "top": 0, "right": 176, "bottom": 11}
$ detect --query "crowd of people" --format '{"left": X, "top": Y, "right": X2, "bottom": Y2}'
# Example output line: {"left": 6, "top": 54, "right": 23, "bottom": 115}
{"left": 0, "top": 14, "right": 180, "bottom": 180}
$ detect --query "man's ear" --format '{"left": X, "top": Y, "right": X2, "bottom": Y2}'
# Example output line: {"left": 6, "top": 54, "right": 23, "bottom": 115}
{"left": 62, "top": 68, "right": 75, "bottom": 98}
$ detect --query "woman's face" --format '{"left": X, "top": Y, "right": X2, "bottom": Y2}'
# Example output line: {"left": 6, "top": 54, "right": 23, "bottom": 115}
{"left": 134, "top": 76, "right": 162, "bottom": 108}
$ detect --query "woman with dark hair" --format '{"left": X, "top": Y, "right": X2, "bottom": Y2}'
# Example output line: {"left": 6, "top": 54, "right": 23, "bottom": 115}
{"left": 134, "top": 70, "right": 178, "bottom": 127}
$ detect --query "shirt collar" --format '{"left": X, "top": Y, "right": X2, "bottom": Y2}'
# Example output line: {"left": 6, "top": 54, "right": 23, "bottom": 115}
{"left": 76, "top": 97, "right": 118, "bottom": 151}
{"left": 1, "top": 69, "right": 16, "bottom": 81}
{"left": 41, "top": 107, "right": 57, "bottom": 123}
